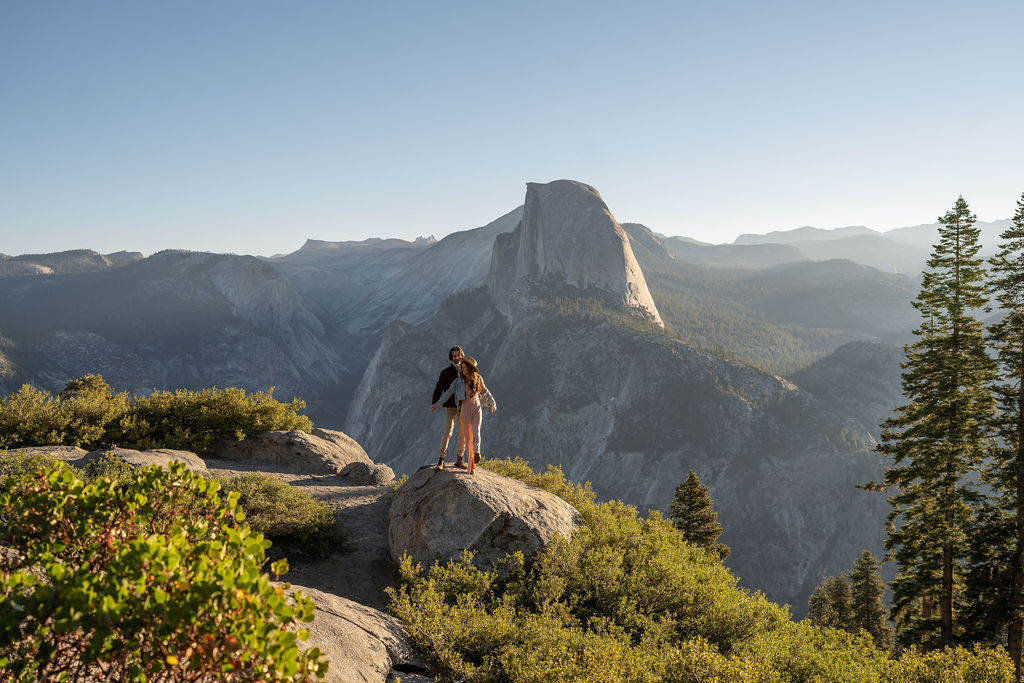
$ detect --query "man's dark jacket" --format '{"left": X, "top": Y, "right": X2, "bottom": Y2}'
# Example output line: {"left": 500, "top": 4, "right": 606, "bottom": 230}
{"left": 433, "top": 364, "right": 459, "bottom": 409}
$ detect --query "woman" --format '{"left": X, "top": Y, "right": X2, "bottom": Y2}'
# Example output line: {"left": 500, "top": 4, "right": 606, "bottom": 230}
{"left": 457, "top": 357, "right": 496, "bottom": 475}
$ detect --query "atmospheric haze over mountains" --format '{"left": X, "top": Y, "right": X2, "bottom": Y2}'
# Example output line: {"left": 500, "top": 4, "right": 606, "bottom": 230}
{"left": 0, "top": 179, "right": 997, "bottom": 612}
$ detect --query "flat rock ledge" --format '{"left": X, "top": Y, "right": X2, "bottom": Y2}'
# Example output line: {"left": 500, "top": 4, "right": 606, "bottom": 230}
{"left": 82, "top": 447, "right": 209, "bottom": 473}
{"left": 1, "top": 446, "right": 88, "bottom": 466}
{"left": 389, "top": 466, "right": 582, "bottom": 571}
{"left": 290, "top": 584, "right": 430, "bottom": 683}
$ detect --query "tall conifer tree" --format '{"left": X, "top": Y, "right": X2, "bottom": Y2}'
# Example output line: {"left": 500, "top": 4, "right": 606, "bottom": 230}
{"left": 670, "top": 470, "right": 730, "bottom": 560}
{"left": 876, "top": 196, "right": 995, "bottom": 648}
{"left": 972, "top": 191, "right": 1024, "bottom": 679}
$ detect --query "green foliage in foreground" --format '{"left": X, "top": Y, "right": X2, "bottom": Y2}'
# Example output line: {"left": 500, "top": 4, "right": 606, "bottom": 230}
{"left": 388, "top": 458, "right": 1013, "bottom": 682}
{"left": 0, "top": 459, "right": 328, "bottom": 681}
{"left": 0, "top": 374, "right": 313, "bottom": 453}
{"left": 220, "top": 473, "right": 341, "bottom": 558}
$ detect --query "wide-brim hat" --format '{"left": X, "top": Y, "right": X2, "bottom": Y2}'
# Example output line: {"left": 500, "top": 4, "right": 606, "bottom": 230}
{"left": 461, "top": 356, "right": 479, "bottom": 372}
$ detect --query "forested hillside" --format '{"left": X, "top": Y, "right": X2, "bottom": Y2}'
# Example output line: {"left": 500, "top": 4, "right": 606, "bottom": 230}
{"left": 622, "top": 223, "right": 919, "bottom": 375}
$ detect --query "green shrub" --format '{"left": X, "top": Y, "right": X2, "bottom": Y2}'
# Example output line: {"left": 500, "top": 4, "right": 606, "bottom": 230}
{"left": 0, "top": 460, "right": 328, "bottom": 681}
{"left": 76, "top": 451, "right": 136, "bottom": 487}
{"left": 0, "top": 385, "right": 66, "bottom": 449}
{"left": 0, "top": 375, "right": 314, "bottom": 453}
{"left": 0, "top": 450, "right": 67, "bottom": 492}
{"left": 58, "top": 375, "right": 132, "bottom": 448}
{"left": 120, "top": 386, "right": 313, "bottom": 452}
{"left": 220, "top": 473, "right": 340, "bottom": 558}
{"left": 389, "top": 459, "right": 788, "bottom": 681}
{"left": 741, "top": 620, "right": 888, "bottom": 683}
{"left": 883, "top": 645, "right": 1014, "bottom": 683}
{"left": 481, "top": 457, "right": 597, "bottom": 511}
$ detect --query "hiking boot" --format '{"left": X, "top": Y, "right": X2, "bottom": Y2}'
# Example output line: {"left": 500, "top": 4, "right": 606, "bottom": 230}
{"left": 474, "top": 452, "right": 482, "bottom": 464}
{"left": 436, "top": 456, "right": 445, "bottom": 471}
{"left": 454, "top": 454, "right": 467, "bottom": 469}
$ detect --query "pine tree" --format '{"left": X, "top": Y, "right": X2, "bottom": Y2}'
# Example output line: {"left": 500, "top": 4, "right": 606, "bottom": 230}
{"left": 808, "top": 575, "right": 854, "bottom": 631}
{"left": 876, "top": 196, "right": 996, "bottom": 648}
{"left": 669, "top": 470, "right": 730, "bottom": 560}
{"left": 849, "top": 550, "right": 895, "bottom": 651}
{"left": 808, "top": 580, "right": 835, "bottom": 627}
{"left": 972, "top": 191, "right": 1024, "bottom": 679}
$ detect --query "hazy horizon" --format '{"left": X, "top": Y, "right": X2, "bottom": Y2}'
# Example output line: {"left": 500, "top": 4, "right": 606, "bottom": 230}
{"left": 0, "top": 205, "right": 1016, "bottom": 260}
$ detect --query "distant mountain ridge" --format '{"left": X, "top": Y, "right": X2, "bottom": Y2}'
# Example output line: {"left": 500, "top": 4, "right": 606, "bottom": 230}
{"left": 725, "top": 219, "right": 1013, "bottom": 274}
{"left": 0, "top": 249, "right": 144, "bottom": 277}
{"left": 735, "top": 225, "right": 878, "bottom": 245}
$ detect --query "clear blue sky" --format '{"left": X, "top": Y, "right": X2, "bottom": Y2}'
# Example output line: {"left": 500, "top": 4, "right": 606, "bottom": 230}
{"left": 2, "top": 1, "right": 1022, "bottom": 256}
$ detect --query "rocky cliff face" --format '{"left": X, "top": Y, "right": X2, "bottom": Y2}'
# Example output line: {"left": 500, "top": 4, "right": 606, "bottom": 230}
{"left": 272, "top": 207, "right": 522, "bottom": 339}
{"left": 489, "top": 181, "right": 662, "bottom": 326}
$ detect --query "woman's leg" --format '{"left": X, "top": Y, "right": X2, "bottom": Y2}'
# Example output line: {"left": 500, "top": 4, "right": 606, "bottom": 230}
{"left": 463, "top": 409, "right": 477, "bottom": 474}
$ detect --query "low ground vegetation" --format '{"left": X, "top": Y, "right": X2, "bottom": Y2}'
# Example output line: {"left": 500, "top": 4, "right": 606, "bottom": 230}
{"left": 220, "top": 472, "right": 341, "bottom": 559}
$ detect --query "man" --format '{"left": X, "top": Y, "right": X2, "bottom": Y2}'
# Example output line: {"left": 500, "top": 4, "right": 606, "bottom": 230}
{"left": 432, "top": 345, "right": 467, "bottom": 469}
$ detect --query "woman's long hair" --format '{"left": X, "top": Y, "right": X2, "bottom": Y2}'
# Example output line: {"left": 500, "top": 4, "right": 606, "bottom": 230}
{"left": 463, "top": 366, "right": 484, "bottom": 399}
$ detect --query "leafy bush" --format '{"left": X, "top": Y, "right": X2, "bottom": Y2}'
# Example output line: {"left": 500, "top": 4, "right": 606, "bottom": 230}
{"left": 58, "top": 375, "right": 132, "bottom": 448}
{"left": 123, "top": 386, "right": 312, "bottom": 452}
{"left": 0, "top": 375, "right": 313, "bottom": 453}
{"left": 741, "top": 620, "right": 888, "bottom": 683}
{"left": 883, "top": 645, "right": 1013, "bottom": 682}
{"left": 77, "top": 451, "right": 136, "bottom": 487}
{"left": 388, "top": 458, "right": 1013, "bottom": 682}
{"left": 0, "top": 460, "right": 328, "bottom": 681}
{"left": 0, "top": 385, "right": 67, "bottom": 449}
{"left": 220, "top": 473, "right": 340, "bottom": 558}
{"left": 0, "top": 450, "right": 67, "bottom": 492}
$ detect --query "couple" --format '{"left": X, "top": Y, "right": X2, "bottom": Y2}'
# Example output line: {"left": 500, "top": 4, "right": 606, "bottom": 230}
{"left": 430, "top": 345, "right": 497, "bottom": 474}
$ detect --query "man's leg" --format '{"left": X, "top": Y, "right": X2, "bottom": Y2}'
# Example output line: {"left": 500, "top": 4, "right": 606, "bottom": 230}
{"left": 439, "top": 407, "right": 458, "bottom": 462}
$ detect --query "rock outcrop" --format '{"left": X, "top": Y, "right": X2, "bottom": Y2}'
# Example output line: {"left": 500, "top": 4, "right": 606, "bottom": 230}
{"left": 82, "top": 447, "right": 208, "bottom": 473}
{"left": 7, "top": 445, "right": 89, "bottom": 463}
{"left": 291, "top": 585, "right": 429, "bottom": 683}
{"left": 389, "top": 466, "right": 582, "bottom": 570}
{"left": 208, "top": 428, "right": 388, "bottom": 479}
{"left": 488, "top": 180, "right": 662, "bottom": 326}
